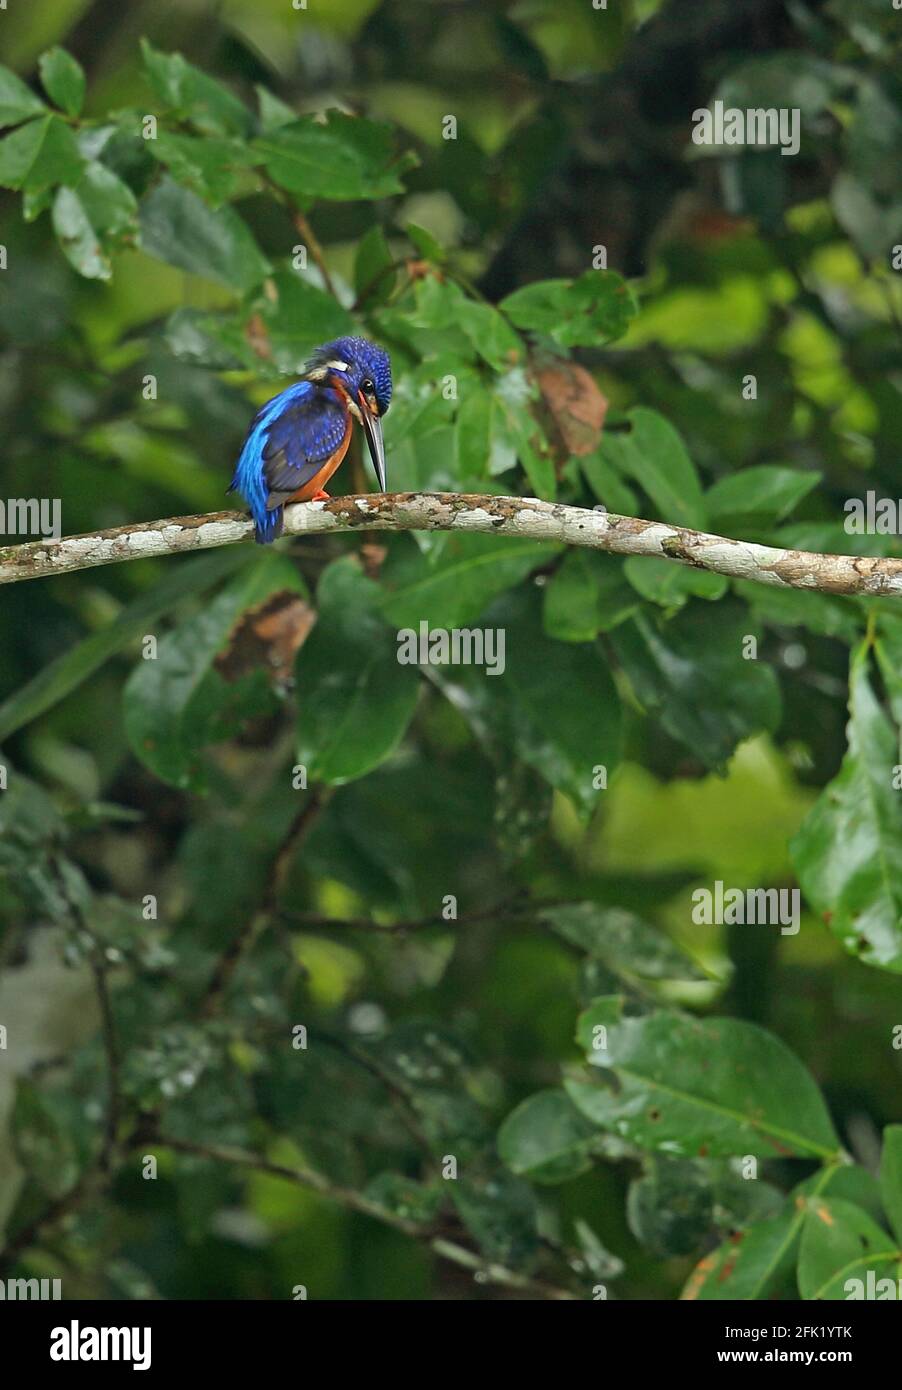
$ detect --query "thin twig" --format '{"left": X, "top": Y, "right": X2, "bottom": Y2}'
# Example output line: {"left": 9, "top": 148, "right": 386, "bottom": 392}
{"left": 199, "top": 786, "right": 333, "bottom": 1017}
{"left": 292, "top": 211, "right": 338, "bottom": 300}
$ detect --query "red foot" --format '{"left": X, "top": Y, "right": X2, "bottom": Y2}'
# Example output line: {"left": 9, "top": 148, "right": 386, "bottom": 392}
{"left": 311, "top": 489, "right": 330, "bottom": 501}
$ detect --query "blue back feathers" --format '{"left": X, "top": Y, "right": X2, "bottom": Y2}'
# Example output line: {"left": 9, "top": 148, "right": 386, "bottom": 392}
{"left": 229, "top": 337, "right": 392, "bottom": 544}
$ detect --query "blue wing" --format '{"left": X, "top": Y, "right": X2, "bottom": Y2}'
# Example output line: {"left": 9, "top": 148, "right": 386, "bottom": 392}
{"left": 229, "top": 381, "right": 347, "bottom": 544}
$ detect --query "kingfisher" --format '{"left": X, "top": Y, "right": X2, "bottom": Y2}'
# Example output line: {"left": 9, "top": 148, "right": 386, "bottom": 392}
{"left": 229, "top": 336, "right": 392, "bottom": 544}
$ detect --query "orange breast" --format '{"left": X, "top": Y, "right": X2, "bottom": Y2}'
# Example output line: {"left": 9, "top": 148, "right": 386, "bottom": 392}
{"left": 288, "top": 414, "right": 352, "bottom": 502}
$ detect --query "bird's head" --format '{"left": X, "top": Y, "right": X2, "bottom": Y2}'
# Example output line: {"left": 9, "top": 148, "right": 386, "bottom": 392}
{"left": 304, "top": 336, "right": 392, "bottom": 491}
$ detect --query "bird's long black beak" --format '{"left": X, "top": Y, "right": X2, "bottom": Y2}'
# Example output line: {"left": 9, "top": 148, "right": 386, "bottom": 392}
{"left": 358, "top": 394, "right": 387, "bottom": 492}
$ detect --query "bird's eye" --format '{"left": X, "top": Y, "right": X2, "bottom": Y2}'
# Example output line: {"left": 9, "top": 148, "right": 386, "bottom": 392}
{"left": 361, "top": 377, "right": 374, "bottom": 393}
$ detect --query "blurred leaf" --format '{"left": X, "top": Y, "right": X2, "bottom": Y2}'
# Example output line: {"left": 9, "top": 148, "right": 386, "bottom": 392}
{"left": 568, "top": 998, "right": 839, "bottom": 1159}
{"left": 405, "top": 221, "right": 446, "bottom": 262}
{"left": 0, "top": 114, "right": 83, "bottom": 192}
{"left": 600, "top": 408, "right": 705, "bottom": 530}
{"left": 255, "top": 85, "right": 296, "bottom": 133}
{"left": 498, "top": 1088, "right": 596, "bottom": 1183}
{"left": 705, "top": 465, "right": 821, "bottom": 526}
{"left": 295, "top": 557, "right": 419, "bottom": 785}
{"left": 13, "top": 1080, "right": 81, "bottom": 1198}
{"left": 138, "top": 176, "right": 270, "bottom": 292}
{"left": 581, "top": 450, "right": 638, "bottom": 516}
{"left": 381, "top": 532, "right": 555, "bottom": 630}
{"left": 543, "top": 903, "right": 705, "bottom": 981}
{"left": 489, "top": 586, "right": 622, "bottom": 816}
{"left": 500, "top": 271, "right": 637, "bottom": 348}
{"left": 354, "top": 224, "right": 396, "bottom": 304}
{"left": 624, "top": 556, "right": 727, "bottom": 608}
{"left": 254, "top": 112, "right": 417, "bottom": 200}
{"left": 0, "top": 550, "right": 247, "bottom": 743}
{"left": 38, "top": 47, "right": 86, "bottom": 118}
{"left": 611, "top": 605, "right": 781, "bottom": 769}
{"left": 0, "top": 65, "right": 46, "bottom": 127}
{"left": 256, "top": 269, "right": 354, "bottom": 370}
{"left": 52, "top": 161, "right": 138, "bottom": 280}
{"left": 715, "top": 53, "right": 842, "bottom": 120}
{"left": 628, "top": 1158, "right": 716, "bottom": 1257}
{"left": 451, "top": 1172, "right": 540, "bottom": 1263}
{"left": 124, "top": 553, "right": 303, "bottom": 790}
{"left": 791, "top": 643, "right": 902, "bottom": 973}
{"left": 544, "top": 550, "right": 640, "bottom": 642}
{"left": 148, "top": 132, "right": 256, "bottom": 206}
{"left": 141, "top": 39, "right": 252, "bottom": 137}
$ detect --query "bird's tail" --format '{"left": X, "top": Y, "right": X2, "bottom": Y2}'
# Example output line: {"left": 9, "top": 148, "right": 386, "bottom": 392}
{"left": 254, "top": 506, "right": 284, "bottom": 545}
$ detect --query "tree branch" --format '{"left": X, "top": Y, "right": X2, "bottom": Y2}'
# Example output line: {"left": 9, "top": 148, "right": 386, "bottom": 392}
{"left": 2, "top": 492, "right": 899, "bottom": 596}
{"left": 150, "top": 1133, "right": 580, "bottom": 1300}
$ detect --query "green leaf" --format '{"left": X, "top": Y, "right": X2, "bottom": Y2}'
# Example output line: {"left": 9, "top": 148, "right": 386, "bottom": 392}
{"left": 52, "top": 161, "right": 138, "bottom": 280}
{"left": 256, "top": 269, "right": 354, "bottom": 371}
{"left": 600, "top": 408, "right": 705, "bottom": 530}
{"left": 737, "top": 581, "right": 861, "bottom": 641}
{"left": 406, "top": 221, "right": 446, "bottom": 262}
{"left": 38, "top": 47, "right": 86, "bottom": 118}
{"left": 141, "top": 38, "right": 252, "bottom": 137}
{"left": 147, "top": 132, "right": 256, "bottom": 205}
{"left": 798, "top": 1198, "right": 901, "bottom": 1300}
{"left": 295, "top": 557, "right": 420, "bottom": 785}
{"left": 450, "top": 1173, "right": 540, "bottom": 1264}
{"left": 544, "top": 551, "right": 639, "bottom": 641}
{"left": 682, "top": 1163, "right": 877, "bottom": 1300}
{"left": 354, "top": 224, "right": 396, "bottom": 304}
{"left": 881, "top": 1126, "right": 902, "bottom": 1246}
{"left": 0, "top": 550, "right": 247, "bottom": 744}
{"left": 682, "top": 1205, "right": 800, "bottom": 1300}
{"left": 705, "top": 465, "right": 821, "bottom": 526}
{"left": 0, "top": 114, "right": 83, "bottom": 193}
{"left": 255, "top": 85, "right": 297, "bottom": 133}
{"left": 0, "top": 65, "right": 46, "bottom": 127}
{"left": 488, "top": 586, "right": 622, "bottom": 817}
{"left": 124, "top": 554, "right": 303, "bottom": 790}
{"left": 791, "top": 643, "right": 902, "bottom": 973}
{"left": 13, "top": 1081, "right": 81, "bottom": 1198}
{"left": 410, "top": 277, "right": 523, "bottom": 371}
{"left": 497, "top": 1088, "right": 596, "bottom": 1183}
{"left": 628, "top": 1158, "right": 717, "bottom": 1257}
{"left": 492, "top": 367, "right": 553, "bottom": 496}
{"left": 624, "top": 555, "right": 727, "bottom": 608}
{"left": 500, "top": 270, "right": 637, "bottom": 348}
{"left": 581, "top": 450, "right": 638, "bottom": 516}
{"left": 254, "top": 112, "right": 416, "bottom": 200}
{"left": 164, "top": 306, "right": 262, "bottom": 371}
{"left": 611, "top": 605, "right": 781, "bottom": 769}
{"left": 568, "top": 998, "right": 840, "bottom": 1160}
{"left": 138, "top": 176, "right": 270, "bottom": 292}
{"left": 542, "top": 903, "right": 705, "bottom": 981}
{"left": 380, "top": 532, "right": 556, "bottom": 630}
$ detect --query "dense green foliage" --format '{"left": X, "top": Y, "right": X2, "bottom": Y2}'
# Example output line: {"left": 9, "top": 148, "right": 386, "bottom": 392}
{"left": 1, "top": 0, "right": 901, "bottom": 1301}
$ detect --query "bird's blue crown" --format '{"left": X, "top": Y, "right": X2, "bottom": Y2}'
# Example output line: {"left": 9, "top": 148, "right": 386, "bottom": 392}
{"left": 305, "top": 336, "right": 392, "bottom": 415}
